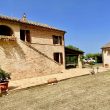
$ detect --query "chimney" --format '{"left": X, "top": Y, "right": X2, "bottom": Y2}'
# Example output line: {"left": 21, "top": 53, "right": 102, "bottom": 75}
{"left": 21, "top": 13, "right": 27, "bottom": 22}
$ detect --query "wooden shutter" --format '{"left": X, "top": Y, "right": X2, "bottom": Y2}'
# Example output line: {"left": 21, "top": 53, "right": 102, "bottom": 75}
{"left": 26, "top": 30, "right": 31, "bottom": 42}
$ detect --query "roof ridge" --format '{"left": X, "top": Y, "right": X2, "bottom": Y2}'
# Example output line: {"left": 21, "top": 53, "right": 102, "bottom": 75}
{"left": 0, "top": 14, "right": 65, "bottom": 32}
{"left": 0, "top": 14, "right": 19, "bottom": 20}
{"left": 102, "top": 42, "right": 110, "bottom": 48}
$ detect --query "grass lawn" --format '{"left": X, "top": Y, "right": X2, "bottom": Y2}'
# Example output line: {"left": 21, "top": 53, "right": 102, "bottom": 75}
{"left": 1, "top": 71, "right": 110, "bottom": 110}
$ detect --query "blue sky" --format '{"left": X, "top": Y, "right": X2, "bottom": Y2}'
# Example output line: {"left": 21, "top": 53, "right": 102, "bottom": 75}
{"left": 0, "top": 0, "right": 110, "bottom": 54}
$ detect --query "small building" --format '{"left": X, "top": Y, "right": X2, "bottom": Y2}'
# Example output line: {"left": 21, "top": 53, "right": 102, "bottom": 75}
{"left": 65, "top": 47, "right": 84, "bottom": 68}
{"left": 0, "top": 14, "right": 66, "bottom": 80}
{"left": 102, "top": 42, "right": 110, "bottom": 67}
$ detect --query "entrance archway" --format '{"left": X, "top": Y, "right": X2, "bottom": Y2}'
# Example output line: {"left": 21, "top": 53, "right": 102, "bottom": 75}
{"left": 0, "top": 25, "right": 13, "bottom": 36}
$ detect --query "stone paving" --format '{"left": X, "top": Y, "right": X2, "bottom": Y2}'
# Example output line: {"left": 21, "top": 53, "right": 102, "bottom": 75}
{"left": 9, "top": 67, "right": 110, "bottom": 91}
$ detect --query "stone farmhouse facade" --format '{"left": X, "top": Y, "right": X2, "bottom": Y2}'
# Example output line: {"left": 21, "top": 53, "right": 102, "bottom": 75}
{"left": 0, "top": 15, "right": 66, "bottom": 80}
{"left": 102, "top": 42, "right": 110, "bottom": 67}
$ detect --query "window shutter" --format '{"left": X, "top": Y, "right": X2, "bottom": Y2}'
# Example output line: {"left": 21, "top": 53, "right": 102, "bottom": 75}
{"left": 60, "top": 53, "right": 63, "bottom": 64}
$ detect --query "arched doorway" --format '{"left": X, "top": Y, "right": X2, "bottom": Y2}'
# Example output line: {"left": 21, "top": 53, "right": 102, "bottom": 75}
{"left": 0, "top": 25, "right": 13, "bottom": 36}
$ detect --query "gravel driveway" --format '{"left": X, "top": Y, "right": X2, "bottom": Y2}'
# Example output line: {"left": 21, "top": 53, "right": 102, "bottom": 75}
{"left": 1, "top": 71, "right": 110, "bottom": 110}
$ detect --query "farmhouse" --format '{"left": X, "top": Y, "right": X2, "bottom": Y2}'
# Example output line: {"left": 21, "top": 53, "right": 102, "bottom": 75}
{"left": 0, "top": 14, "right": 83, "bottom": 80}
{"left": 102, "top": 42, "right": 110, "bottom": 67}
{"left": 0, "top": 14, "right": 67, "bottom": 80}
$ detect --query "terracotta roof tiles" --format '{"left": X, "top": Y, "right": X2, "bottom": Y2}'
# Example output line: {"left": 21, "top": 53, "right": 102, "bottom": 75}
{"left": 0, "top": 15, "right": 66, "bottom": 33}
{"left": 102, "top": 42, "right": 110, "bottom": 49}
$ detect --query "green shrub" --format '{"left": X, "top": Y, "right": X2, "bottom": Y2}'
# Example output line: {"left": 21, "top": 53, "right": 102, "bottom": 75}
{"left": 0, "top": 68, "right": 11, "bottom": 83}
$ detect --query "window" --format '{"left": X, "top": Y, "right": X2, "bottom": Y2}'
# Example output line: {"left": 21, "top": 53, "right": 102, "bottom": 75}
{"left": 54, "top": 53, "right": 63, "bottom": 64}
{"left": 20, "top": 30, "right": 31, "bottom": 42}
{"left": 53, "top": 35, "right": 62, "bottom": 45}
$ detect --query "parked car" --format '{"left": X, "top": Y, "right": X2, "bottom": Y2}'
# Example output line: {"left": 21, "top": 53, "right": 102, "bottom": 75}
{"left": 83, "top": 58, "right": 96, "bottom": 64}
{"left": 87, "top": 58, "right": 96, "bottom": 63}
{"left": 83, "top": 59, "right": 88, "bottom": 63}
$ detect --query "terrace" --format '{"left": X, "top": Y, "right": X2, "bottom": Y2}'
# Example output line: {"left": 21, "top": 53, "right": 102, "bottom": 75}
{"left": 0, "top": 25, "right": 16, "bottom": 41}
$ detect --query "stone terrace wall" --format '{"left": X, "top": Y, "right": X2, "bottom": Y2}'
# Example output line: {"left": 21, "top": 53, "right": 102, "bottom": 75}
{"left": 0, "top": 40, "right": 63, "bottom": 80}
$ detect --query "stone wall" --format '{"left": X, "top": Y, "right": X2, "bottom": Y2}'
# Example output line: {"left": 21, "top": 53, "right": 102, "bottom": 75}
{"left": 102, "top": 49, "right": 110, "bottom": 67}
{"left": 0, "top": 40, "right": 63, "bottom": 80}
{"left": 26, "top": 25, "right": 65, "bottom": 69}
{"left": 0, "top": 21, "right": 65, "bottom": 80}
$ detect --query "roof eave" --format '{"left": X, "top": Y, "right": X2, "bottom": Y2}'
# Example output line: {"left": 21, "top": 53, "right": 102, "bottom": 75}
{"left": 0, "top": 15, "right": 66, "bottom": 33}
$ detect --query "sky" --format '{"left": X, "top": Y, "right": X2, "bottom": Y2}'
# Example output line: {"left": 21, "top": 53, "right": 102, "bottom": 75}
{"left": 0, "top": 0, "right": 110, "bottom": 54}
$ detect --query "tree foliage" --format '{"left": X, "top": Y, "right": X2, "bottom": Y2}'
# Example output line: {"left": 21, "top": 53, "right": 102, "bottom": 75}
{"left": 66, "top": 45, "right": 83, "bottom": 52}
{"left": 66, "top": 45, "right": 79, "bottom": 50}
{"left": 85, "top": 53, "right": 102, "bottom": 63}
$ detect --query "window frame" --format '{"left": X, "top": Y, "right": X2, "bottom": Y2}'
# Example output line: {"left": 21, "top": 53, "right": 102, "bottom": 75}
{"left": 53, "top": 52, "right": 63, "bottom": 64}
{"left": 53, "top": 35, "right": 62, "bottom": 45}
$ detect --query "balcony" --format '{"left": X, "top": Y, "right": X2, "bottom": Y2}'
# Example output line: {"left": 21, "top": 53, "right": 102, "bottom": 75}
{"left": 0, "top": 35, "right": 16, "bottom": 41}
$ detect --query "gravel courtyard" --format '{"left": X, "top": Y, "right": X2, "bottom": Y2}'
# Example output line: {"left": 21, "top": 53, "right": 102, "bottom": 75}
{"left": 1, "top": 71, "right": 110, "bottom": 110}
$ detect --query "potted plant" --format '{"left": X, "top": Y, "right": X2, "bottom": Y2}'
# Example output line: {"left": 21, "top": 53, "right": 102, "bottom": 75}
{"left": 0, "top": 68, "right": 11, "bottom": 94}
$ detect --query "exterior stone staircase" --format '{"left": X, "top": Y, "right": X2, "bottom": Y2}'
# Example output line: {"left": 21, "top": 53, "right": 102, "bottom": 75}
{"left": 0, "top": 39, "right": 63, "bottom": 80}
{"left": 21, "top": 41, "right": 61, "bottom": 65}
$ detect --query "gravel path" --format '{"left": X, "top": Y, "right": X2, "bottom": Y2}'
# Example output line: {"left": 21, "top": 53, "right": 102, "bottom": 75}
{"left": 1, "top": 71, "right": 110, "bottom": 110}
{"left": 9, "top": 67, "right": 110, "bottom": 91}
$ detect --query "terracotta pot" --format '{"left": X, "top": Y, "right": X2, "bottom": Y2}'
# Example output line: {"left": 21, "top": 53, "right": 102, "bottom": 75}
{"left": 47, "top": 78, "right": 58, "bottom": 84}
{"left": 0, "top": 81, "right": 9, "bottom": 93}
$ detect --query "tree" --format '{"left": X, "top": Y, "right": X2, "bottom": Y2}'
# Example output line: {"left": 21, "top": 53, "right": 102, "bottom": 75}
{"left": 86, "top": 53, "right": 95, "bottom": 59}
{"left": 66, "top": 45, "right": 79, "bottom": 50}
{"left": 85, "top": 53, "right": 102, "bottom": 63}
{"left": 66, "top": 45, "right": 82, "bottom": 51}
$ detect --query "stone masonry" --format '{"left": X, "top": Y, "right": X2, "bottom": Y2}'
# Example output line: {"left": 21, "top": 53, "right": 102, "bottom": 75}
{"left": 0, "top": 16, "right": 65, "bottom": 80}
